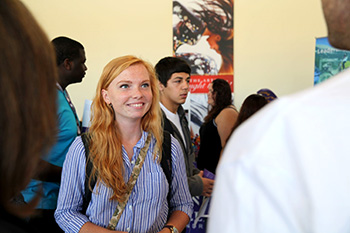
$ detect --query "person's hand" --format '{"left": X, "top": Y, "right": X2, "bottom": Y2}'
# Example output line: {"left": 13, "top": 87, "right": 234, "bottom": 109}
{"left": 198, "top": 171, "right": 214, "bottom": 197}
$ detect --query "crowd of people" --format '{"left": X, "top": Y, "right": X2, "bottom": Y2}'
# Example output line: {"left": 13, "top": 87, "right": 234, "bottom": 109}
{"left": 2, "top": 0, "right": 350, "bottom": 232}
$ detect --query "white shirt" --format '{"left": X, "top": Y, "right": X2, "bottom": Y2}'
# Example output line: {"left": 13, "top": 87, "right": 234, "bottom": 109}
{"left": 160, "top": 102, "right": 187, "bottom": 148}
{"left": 208, "top": 69, "right": 350, "bottom": 233}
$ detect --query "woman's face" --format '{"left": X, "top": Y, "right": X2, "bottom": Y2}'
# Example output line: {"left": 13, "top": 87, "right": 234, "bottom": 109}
{"left": 102, "top": 63, "right": 152, "bottom": 124}
{"left": 207, "top": 83, "right": 215, "bottom": 107}
{"left": 206, "top": 34, "right": 221, "bottom": 54}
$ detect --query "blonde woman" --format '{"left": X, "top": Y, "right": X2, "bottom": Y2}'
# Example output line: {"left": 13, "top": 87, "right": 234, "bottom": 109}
{"left": 55, "top": 56, "right": 192, "bottom": 233}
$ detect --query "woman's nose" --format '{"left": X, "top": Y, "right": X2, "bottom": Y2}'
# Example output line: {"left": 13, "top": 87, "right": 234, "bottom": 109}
{"left": 132, "top": 87, "right": 142, "bottom": 98}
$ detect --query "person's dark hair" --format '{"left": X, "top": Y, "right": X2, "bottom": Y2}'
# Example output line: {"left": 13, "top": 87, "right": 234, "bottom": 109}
{"left": 155, "top": 56, "right": 191, "bottom": 87}
{"left": 195, "top": 0, "right": 233, "bottom": 40}
{"left": 231, "top": 94, "right": 268, "bottom": 133}
{"left": 51, "top": 36, "right": 84, "bottom": 65}
{"left": 204, "top": 79, "right": 233, "bottom": 123}
{"left": 0, "top": 0, "right": 57, "bottom": 217}
{"left": 217, "top": 37, "right": 233, "bottom": 72}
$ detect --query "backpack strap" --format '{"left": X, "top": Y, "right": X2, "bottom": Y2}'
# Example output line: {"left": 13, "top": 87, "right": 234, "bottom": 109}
{"left": 81, "top": 133, "right": 96, "bottom": 215}
{"left": 161, "top": 130, "right": 172, "bottom": 200}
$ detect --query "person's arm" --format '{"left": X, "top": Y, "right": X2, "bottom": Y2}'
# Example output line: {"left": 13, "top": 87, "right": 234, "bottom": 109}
{"left": 187, "top": 161, "right": 214, "bottom": 197}
{"left": 186, "top": 139, "right": 205, "bottom": 196}
{"left": 215, "top": 107, "right": 238, "bottom": 148}
{"left": 198, "top": 171, "right": 214, "bottom": 197}
{"left": 165, "top": 136, "right": 194, "bottom": 231}
{"left": 79, "top": 222, "right": 126, "bottom": 233}
{"left": 158, "top": 210, "right": 190, "bottom": 233}
{"left": 187, "top": 172, "right": 203, "bottom": 196}
{"left": 55, "top": 137, "right": 93, "bottom": 232}
{"left": 188, "top": 145, "right": 214, "bottom": 197}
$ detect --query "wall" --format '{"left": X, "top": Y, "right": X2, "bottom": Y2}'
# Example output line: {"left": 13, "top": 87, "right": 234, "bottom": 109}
{"left": 22, "top": 0, "right": 328, "bottom": 117}
{"left": 234, "top": 0, "right": 327, "bottom": 108}
{"left": 22, "top": 0, "right": 172, "bottom": 118}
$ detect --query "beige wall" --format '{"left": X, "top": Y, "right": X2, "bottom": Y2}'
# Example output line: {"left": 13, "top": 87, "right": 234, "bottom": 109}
{"left": 22, "top": 0, "right": 328, "bottom": 118}
{"left": 234, "top": 0, "right": 327, "bottom": 108}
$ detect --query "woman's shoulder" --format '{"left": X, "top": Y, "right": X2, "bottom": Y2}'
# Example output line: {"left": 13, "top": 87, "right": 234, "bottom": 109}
{"left": 65, "top": 136, "right": 86, "bottom": 164}
{"left": 217, "top": 105, "right": 238, "bottom": 119}
{"left": 214, "top": 105, "right": 238, "bottom": 127}
{"left": 226, "top": 105, "right": 238, "bottom": 112}
{"left": 71, "top": 136, "right": 85, "bottom": 151}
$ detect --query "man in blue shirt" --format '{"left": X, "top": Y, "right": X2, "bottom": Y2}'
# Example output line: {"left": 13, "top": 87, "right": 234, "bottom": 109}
{"left": 21, "top": 36, "right": 87, "bottom": 233}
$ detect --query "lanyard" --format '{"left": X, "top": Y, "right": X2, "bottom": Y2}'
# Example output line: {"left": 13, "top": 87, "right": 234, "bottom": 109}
{"left": 56, "top": 83, "right": 81, "bottom": 135}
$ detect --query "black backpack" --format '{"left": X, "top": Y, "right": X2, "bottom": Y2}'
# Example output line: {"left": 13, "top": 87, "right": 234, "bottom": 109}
{"left": 80, "top": 131, "right": 172, "bottom": 214}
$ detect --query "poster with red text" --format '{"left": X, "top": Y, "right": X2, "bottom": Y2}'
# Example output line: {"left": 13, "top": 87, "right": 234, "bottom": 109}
{"left": 173, "top": 1, "right": 234, "bottom": 232}
{"left": 173, "top": 0, "right": 234, "bottom": 141}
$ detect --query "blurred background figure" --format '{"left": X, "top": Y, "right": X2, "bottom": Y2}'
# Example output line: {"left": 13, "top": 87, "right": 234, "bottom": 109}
{"left": 21, "top": 36, "right": 87, "bottom": 233}
{"left": 0, "top": 0, "right": 57, "bottom": 232}
{"left": 196, "top": 79, "right": 238, "bottom": 174}
{"left": 229, "top": 94, "right": 268, "bottom": 135}
{"left": 256, "top": 88, "right": 278, "bottom": 103}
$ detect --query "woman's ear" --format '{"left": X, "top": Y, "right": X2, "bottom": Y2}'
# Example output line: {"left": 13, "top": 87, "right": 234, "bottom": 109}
{"left": 101, "top": 89, "right": 110, "bottom": 104}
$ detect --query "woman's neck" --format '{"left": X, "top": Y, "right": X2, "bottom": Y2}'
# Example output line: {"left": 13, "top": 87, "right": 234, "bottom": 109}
{"left": 117, "top": 120, "right": 142, "bottom": 160}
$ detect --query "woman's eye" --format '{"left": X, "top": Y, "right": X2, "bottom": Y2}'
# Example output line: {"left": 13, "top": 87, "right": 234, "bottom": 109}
{"left": 141, "top": 83, "right": 150, "bottom": 88}
{"left": 120, "top": 84, "right": 129, "bottom": 89}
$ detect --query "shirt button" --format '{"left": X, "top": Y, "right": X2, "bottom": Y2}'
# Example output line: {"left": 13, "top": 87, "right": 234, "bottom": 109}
{"left": 127, "top": 227, "right": 130, "bottom": 232}
{"left": 129, "top": 205, "right": 132, "bottom": 210}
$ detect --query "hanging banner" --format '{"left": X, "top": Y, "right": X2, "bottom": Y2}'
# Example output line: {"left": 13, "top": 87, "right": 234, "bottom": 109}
{"left": 190, "top": 75, "right": 233, "bottom": 93}
{"left": 173, "top": 0, "right": 234, "bottom": 139}
{"left": 173, "top": 1, "right": 234, "bottom": 233}
{"left": 315, "top": 37, "right": 350, "bottom": 85}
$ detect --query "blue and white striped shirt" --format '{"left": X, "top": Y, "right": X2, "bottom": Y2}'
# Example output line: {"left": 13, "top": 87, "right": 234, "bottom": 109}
{"left": 55, "top": 131, "right": 193, "bottom": 233}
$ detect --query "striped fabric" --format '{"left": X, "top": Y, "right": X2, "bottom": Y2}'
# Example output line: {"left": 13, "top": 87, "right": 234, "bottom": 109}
{"left": 55, "top": 131, "right": 193, "bottom": 233}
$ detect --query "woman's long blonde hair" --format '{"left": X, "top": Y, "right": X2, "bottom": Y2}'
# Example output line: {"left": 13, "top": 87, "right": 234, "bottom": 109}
{"left": 89, "top": 55, "right": 162, "bottom": 202}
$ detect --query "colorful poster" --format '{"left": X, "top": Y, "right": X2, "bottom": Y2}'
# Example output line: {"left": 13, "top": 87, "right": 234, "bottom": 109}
{"left": 173, "top": 0, "right": 234, "bottom": 139}
{"left": 315, "top": 37, "right": 350, "bottom": 85}
{"left": 190, "top": 75, "right": 233, "bottom": 93}
{"left": 173, "top": 1, "right": 234, "bottom": 232}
